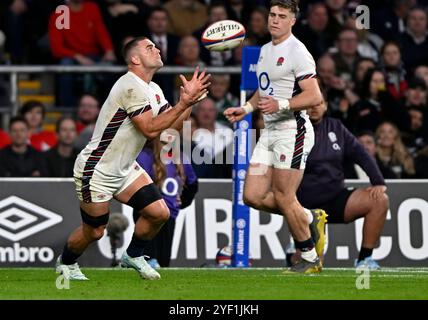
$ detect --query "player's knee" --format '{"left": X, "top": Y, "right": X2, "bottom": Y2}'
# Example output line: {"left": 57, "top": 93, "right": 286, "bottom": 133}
{"left": 158, "top": 206, "right": 170, "bottom": 223}
{"left": 243, "top": 193, "right": 258, "bottom": 208}
{"left": 273, "top": 190, "right": 295, "bottom": 209}
{"left": 80, "top": 208, "right": 109, "bottom": 240}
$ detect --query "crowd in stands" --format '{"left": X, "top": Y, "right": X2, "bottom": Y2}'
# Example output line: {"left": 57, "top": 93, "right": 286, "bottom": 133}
{"left": 0, "top": 0, "right": 427, "bottom": 179}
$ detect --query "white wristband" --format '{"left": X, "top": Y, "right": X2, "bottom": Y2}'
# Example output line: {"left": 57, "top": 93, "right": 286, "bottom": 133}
{"left": 241, "top": 102, "right": 254, "bottom": 114}
{"left": 278, "top": 99, "right": 290, "bottom": 112}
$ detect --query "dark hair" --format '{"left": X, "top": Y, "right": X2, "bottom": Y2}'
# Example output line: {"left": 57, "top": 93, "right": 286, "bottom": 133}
{"left": 148, "top": 6, "right": 169, "bottom": 19}
{"left": 78, "top": 93, "right": 100, "bottom": 107}
{"left": 360, "top": 68, "right": 385, "bottom": 99}
{"left": 337, "top": 27, "right": 358, "bottom": 41}
{"left": 208, "top": 1, "right": 228, "bottom": 15}
{"left": 122, "top": 36, "right": 147, "bottom": 64}
{"left": 20, "top": 100, "right": 46, "bottom": 117}
{"left": 9, "top": 116, "right": 28, "bottom": 131}
{"left": 270, "top": 0, "right": 300, "bottom": 15}
{"left": 56, "top": 116, "right": 76, "bottom": 133}
{"left": 357, "top": 130, "right": 375, "bottom": 139}
{"left": 251, "top": 6, "right": 269, "bottom": 20}
{"left": 380, "top": 41, "right": 401, "bottom": 57}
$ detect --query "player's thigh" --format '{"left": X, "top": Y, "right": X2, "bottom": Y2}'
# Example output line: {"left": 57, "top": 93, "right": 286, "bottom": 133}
{"left": 343, "top": 188, "right": 374, "bottom": 223}
{"left": 244, "top": 163, "right": 273, "bottom": 198}
{"left": 115, "top": 166, "right": 154, "bottom": 203}
{"left": 115, "top": 164, "right": 169, "bottom": 220}
{"left": 272, "top": 168, "right": 303, "bottom": 201}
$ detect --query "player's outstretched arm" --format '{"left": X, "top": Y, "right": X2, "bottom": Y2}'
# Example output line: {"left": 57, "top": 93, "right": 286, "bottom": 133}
{"left": 169, "top": 68, "right": 211, "bottom": 131}
{"left": 224, "top": 91, "right": 260, "bottom": 123}
{"left": 131, "top": 67, "right": 210, "bottom": 139}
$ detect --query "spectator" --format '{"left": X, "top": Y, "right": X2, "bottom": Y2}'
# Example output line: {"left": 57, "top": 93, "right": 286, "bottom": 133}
{"left": 294, "top": 2, "right": 333, "bottom": 61}
{"left": 135, "top": 0, "right": 163, "bottom": 23}
{"left": 225, "top": 0, "right": 253, "bottom": 23}
{"left": 194, "top": 2, "right": 232, "bottom": 66}
{"left": 75, "top": 94, "right": 100, "bottom": 134}
{"left": 2, "top": 0, "right": 29, "bottom": 63}
{"left": 146, "top": 7, "right": 180, "bottom": 103}
{"left": 176, "top": 35, "right": 204, "bottom": 67}
{"left": 163, "top": 0, "right": 207, "bottom": 37}
{"left": 75, "top": 94, "right": 100, "bottom": 151}
{"left": 405, "top": 77, "right": 427, "bottom": 108}
{"left": 375, "top": 121, "right": 415, "bottom": 178}
{"left": 147, "top": 7, "right": 180, "bottom": 66}
{"left": 397, "top": 7, "right": 428, "bottom": 72}
{"left": 344, "top": 8, "right": 384, "bottom": 62}
{"left": 99, "top": 0, "right": 141, "bottom": 60}
{"left": 0, "top": 128, "right": 11, "bottom": 148}
{"left": 415, "top": 65, "right": 428, "bottom": 88}
{"left": 402, "top": 106, "right": 427, "bottom": 154}
{"left": 349, "top": 68, "right": 410, "bottom": 133}
{"left": 325, "top": 0, "right": 348, "bottom": 40}
{"left": 44, "top": 117, "right": 79, "bottom": 177}
{"left": 357, "top": 131, "right": 397, "bottom": 179}
{"left": 135, "top": 136, "right": 198, "bottom": 268}
{"left": 192, "top": 97, "right": 233, "bottom": 178}
{"left": 208, "top": 74, "right": 239, "bottom": 125}
{"left": 0, "top": 116, "right": 46, "bottom": 177}
{"left": 372, "top": 0, "right": 415, "bottom": 41}
{"left": 174, "top": 36, "right": 205, "bottom": 101}
{"left": 20, "top": 100, "right": 57, "bottom": 151}
{"left": 331, "top": 28, "right": 362, "bottom": 81}
{"left": 380, "top": 41, "right": 408, "bottom": 100}
{"left": 49, "top": 0, "right": 116, "bottom": 106}
{"left": 246, "top": 6, "right": 270, "bottom": 47}
{"left": 353, "top": 57, "right": 376, "bottom": 94}
{"left": 317, "top": 54, "right": 359, "bottom": 124}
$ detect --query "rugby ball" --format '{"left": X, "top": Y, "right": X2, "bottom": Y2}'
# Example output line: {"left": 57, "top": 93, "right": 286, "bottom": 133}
{"left": 201, "top": 20, "right": 246, "bottom": 52}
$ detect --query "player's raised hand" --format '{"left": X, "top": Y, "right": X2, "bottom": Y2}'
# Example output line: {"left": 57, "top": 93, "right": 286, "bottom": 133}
{"left": 258, "top": 96, "right": 279, "bottom": 114}
{"left": 179, "top": 66, "right": 211, "bottom": 107}
{"left": 224, "top": 107, "right": 246, "bottom": 123}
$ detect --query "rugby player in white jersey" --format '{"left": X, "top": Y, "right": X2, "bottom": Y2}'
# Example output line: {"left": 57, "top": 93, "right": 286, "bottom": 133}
{"left": 55, "top": 36, "right": 210, "bottom": 280}
{"left": 224, "top": 0, "right": 327, "bottom": 273}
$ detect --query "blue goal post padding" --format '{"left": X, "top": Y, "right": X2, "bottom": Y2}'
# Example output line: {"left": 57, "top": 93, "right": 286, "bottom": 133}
{"left": 231, "top": 46, "right": 260, "bottom": 268}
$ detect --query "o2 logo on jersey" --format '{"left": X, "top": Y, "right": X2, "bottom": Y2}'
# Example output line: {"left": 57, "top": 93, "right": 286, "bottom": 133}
{"left": 259, "top": 72, "right": 274, "bottom": 96}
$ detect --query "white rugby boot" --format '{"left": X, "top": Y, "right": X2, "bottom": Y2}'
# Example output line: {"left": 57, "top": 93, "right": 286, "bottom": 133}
{"left": 55, "top": 255, "right": 89, "bottom": 280}
{"left": 120, "top": 252, "right": 161, "bottom": 280}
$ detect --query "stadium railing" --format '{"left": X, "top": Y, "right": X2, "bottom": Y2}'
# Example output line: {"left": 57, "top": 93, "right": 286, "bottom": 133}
{"left": 0, "top": 65, "right": 242, "bottom": 128}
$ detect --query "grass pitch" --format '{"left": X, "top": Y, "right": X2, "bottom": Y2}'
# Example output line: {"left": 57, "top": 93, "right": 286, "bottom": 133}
{"left": 1, "top": 268, "right": 427, "bottom": 300}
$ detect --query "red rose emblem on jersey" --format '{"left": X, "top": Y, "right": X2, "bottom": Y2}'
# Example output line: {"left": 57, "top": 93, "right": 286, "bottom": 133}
{"left": 277, "top": 57, "right": 285, "bottom": 66}
{"left": 156, "top": 94, "right": 161, "bottom": 105}
{"left": 280, "top": 154, "right": 286, "bottom": 162}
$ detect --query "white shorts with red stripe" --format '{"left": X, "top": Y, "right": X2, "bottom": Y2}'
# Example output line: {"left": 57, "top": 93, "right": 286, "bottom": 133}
{"left": 73, "top": 160, "right": 148, "bottom": 203}
{"left": 250, "top": 113, "right": 314, "bottom": 170}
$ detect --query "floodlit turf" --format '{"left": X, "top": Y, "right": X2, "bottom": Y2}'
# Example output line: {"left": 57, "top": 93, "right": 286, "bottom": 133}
{"left": 0, "top": 268, "right": 428, "bottom": 300}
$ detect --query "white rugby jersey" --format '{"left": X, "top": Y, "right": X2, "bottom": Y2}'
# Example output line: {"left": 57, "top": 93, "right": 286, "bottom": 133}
{"left": 256, "top": 34, "right": 316, "bottom": 127}
{"left": 76, "top": 71, "right": 171, "bottom": 179}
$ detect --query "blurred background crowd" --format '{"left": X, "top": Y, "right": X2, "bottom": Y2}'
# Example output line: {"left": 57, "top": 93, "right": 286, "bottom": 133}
{"left": 0, "top": 0, "right": 427, "bottom": 179}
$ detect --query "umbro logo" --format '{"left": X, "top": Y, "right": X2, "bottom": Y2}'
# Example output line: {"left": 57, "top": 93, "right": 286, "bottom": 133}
{"left": 0, "top": 196, "right": 63, "bottom": 242}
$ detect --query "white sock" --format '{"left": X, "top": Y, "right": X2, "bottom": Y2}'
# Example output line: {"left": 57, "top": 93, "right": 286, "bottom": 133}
{"left": 304, "top": 208, "right": 313, "bottom": 224}
{"left": 301, "top": 247, "right": 317, "bottom": 263}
